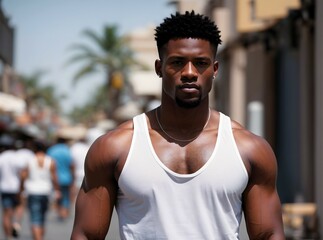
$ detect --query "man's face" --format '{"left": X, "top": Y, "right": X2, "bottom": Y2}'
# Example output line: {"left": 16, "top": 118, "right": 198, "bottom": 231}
{"left": 156, "top": 38, "right": 218, "bottom": 108}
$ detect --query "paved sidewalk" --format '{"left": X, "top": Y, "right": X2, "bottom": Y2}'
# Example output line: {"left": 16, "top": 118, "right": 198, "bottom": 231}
{"left": 1, "top": 204, "right": 248, "bottom": 239}
{"left": 0, "top": 205, "right": 121, "bottom": 240}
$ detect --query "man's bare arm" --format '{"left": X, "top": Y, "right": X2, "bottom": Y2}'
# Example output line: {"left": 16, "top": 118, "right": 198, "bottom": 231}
{"left": 235, "top": 128, "right": 285, "bottom": 239}
{"left": 71, "top": 132, "right": 121, "bottom": 240}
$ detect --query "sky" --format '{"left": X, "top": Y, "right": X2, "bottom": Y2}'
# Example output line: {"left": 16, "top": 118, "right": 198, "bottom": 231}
{"left": 2, "top": 0, "right": 176, "bottom": 113}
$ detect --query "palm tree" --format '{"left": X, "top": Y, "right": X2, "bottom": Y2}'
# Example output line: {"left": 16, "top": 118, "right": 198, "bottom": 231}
{"left": 20, "top": 71, "right": 62, "bottom": 113}
{"left": 66, "top": 25, "right": 147, "bottom": 117}
{"left": 68, "top": 84, "right": 106, "bottom": 124}
{"left": 18, "top": 71, "right": 65, "bottom": 141}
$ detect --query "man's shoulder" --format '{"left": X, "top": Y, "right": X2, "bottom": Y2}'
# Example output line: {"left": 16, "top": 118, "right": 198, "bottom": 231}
{"left": 16, "top": 148, "right": 35, "bottom": 157}
{"left": 88, "top": 119, "right": 134, "bottom": 157}
{"left": 0, "top": 149, "right": 16, "bottom": 158}
{"left": 230, "top": 118, "right": 264, "bottom": 144}
{"left": 230, "top": 118, "right": 275, "bottom": 167}
{"left": 95, "top": 120, "right": 133, "bottom": 144}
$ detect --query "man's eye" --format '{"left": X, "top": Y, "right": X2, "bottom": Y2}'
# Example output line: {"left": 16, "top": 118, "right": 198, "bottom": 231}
{"left": 171, "top": 60, "right": 183, "bottom": 66}
{"left": 195, "top": 61, "right": 209, "bottom": 67}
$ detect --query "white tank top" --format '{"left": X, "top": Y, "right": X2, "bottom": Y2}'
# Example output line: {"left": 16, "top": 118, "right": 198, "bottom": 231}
{"left": 0, "top": 150, "right": 22, "bottom": 193}
{"left": 116, "top": 112, "right": 249, "bottom": 240}
{"left": 25, "top": 156, "right": 53, "bottom": 195}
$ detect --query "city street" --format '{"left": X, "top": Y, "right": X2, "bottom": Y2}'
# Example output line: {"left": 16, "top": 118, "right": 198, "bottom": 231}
{"left": 0, "top": 203, "right": 250, "bottom": 239}
{"left": 0, "top": 204, "right": 121, "bottom": 240}
{"left": 0, "top": 197, "right": 249, "bottom": 240}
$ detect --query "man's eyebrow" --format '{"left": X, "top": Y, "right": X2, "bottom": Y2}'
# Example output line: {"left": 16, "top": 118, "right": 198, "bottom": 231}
{"left": 168, "top": 56, "right": 185, "bottom": 59}
{"left": 168, "top": 56, "right": 210, "bottom": 60}
{"left": 195, "top": 57, "right": 210, "bottom": 60}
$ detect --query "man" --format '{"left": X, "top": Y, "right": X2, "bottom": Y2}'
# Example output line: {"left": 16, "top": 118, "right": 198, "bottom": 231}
{"left": 70, "top": 137, "right": 89, "bottom": 201}
{"left": 0, "top": 135, "right": 27, "bottom": 239}
{"left": 15, "top": 135, "right": 36, "bottom": 236}
{"left": 71, "top": 11, "right": 285, "bottom": 239}
{"left": 20, "top": 140, "right": 60, "bottom": 240}
{"left": 47, "top": 136, "right": 74, "bottom": 221}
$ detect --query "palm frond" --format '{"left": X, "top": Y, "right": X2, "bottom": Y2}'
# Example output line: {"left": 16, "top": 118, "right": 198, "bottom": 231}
{"left": 65, "top": 52, "right": 98, "bottom": 67}
{"left": 65, "top": 24, "right": 149, "bottom": 116}
{"left": 67, "top": 43, "right": 96, "bottom": 53}
{"left": 72, "top": 64, "right": 97, "bottom": 84}
{"left": 82, "top": 29, "right": 105, "bottom": 51}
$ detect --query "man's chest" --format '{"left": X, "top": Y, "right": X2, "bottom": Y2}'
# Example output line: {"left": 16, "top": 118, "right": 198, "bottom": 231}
{"left": 153, "top": 141, "right": 215, "bottom": 174}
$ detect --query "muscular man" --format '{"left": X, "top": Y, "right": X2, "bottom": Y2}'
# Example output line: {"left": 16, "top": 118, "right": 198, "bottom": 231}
{"left": 71, "top": 11, "right": 285, "bottom": 239}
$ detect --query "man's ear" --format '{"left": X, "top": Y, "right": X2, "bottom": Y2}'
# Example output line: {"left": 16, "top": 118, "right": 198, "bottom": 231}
{"left": 155, "top": 59, "right": 162, "bottom": 78}
{"left": 213, "top": 61, "right": 219, "bottom": 77}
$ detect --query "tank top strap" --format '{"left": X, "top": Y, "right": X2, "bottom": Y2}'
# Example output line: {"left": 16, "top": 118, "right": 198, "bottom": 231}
{"left": 132, "top": 113, "right": 148, "bottom": 144}
{"left": 218, "top": 112, "right": 235, "bottom": 141}
{"left": 133, "top": 113, "right": 146, "bottom": 132}
{"left": 219, "top": 112, "right": 231, "bottom": 129}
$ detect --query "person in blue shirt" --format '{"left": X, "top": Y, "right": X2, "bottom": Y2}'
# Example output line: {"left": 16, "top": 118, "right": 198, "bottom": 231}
{"left": 47, "top": 136, "right": 74, "bottom": 221}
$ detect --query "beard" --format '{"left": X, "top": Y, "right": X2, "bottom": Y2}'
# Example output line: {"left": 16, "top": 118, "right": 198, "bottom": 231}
{"left": 175, "top": 95, "right": 201, "bottom": 109}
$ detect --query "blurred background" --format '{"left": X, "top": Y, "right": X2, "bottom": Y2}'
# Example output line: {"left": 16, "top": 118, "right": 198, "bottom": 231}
{"left": 0, "top": 0, "right": 322, "bottom": 239}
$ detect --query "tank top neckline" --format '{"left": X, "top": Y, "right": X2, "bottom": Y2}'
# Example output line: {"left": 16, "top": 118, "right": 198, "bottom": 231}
{"left": 141, "top": 112, "right": 225, "bottom": 178}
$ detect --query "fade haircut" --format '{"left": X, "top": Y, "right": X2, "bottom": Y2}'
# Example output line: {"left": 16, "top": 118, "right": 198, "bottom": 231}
{"left": 154, "top": 10, "right": 222, "bottom": 57}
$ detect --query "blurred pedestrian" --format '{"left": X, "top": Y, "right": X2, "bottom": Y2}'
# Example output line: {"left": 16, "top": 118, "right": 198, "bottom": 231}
{"left": 0, "top": 135, "right": 26, "bottom": 239}
{"left": 15, "top": 136, "right": 36, "bottom": 236}
{"left": 85, "top": 127, "right": 105, "bottom": 146}
{"left": 20, "top": 140, "right": 60, "bottom": 240}
{"left": 46, "top": 136, "right": 74, "bottom": 221}
{"left": 70, "top": 137, "right": 89, "bottom": 202}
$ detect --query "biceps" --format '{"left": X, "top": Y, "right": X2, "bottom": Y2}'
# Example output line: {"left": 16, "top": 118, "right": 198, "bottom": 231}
{"left": 73, "top": 186, "right": 115, "bottom": 238}
{"left": 243, "top": 185, "right": 284, "bottom": 238}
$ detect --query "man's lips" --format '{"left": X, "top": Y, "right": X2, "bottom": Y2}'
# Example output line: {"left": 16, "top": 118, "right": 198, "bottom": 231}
{"left": 181, "top": 87, "right": 199, "bottom": 93}
{"left": 178, "top": 84, "right": 200, "bottom": 93}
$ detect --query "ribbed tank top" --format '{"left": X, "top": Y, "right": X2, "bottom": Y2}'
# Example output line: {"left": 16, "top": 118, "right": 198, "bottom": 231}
{"left": 116, "top": 112, "right": 249, "bottom": 239}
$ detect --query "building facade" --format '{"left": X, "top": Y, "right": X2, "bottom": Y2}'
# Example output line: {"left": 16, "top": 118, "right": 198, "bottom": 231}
{"left": 169, "top": 0, "right": 322, "bottom": 237}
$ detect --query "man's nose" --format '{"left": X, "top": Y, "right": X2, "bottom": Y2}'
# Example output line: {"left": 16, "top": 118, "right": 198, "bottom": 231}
{"left": 181, "top": 62, "right": 198, "bottom": 81}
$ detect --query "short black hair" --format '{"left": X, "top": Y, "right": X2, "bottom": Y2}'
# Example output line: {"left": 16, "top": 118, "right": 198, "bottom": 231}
{"left": 33, "top": 140, "right": 48, "bottom": 153}
{"left": 155, "top": 10, "right": 222, "bottom": 55}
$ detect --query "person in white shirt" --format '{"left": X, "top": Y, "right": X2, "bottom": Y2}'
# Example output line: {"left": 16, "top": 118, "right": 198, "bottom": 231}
{"left": 70, "top": 138, "right": 89, "bottom": 200}
{"left": 14, "top": 138, "right": 36, "bottom": 236}
{"left": 20, "top": 140, "right": 60, "bottom": 240}
{"left": 0, "top": 136, "right": 26, "bottom": 239}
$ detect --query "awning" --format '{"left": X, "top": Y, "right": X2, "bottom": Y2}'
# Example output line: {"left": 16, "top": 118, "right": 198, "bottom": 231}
{"left": 129, "top": 71, "right": 161, "bottom": 96}
{"left": 0, "top": 92, "right": 26, "bottom": 114}
{"left": 113, "top": 101, "right": 142, "bottom": 121}
{"left": 57, "top": 125, "right": 88, "bottom": 140}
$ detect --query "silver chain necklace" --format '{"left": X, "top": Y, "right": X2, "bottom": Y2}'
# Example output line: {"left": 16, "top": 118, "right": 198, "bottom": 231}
{"left": 155, "top": 108, "right": 211, "bottom": 142}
